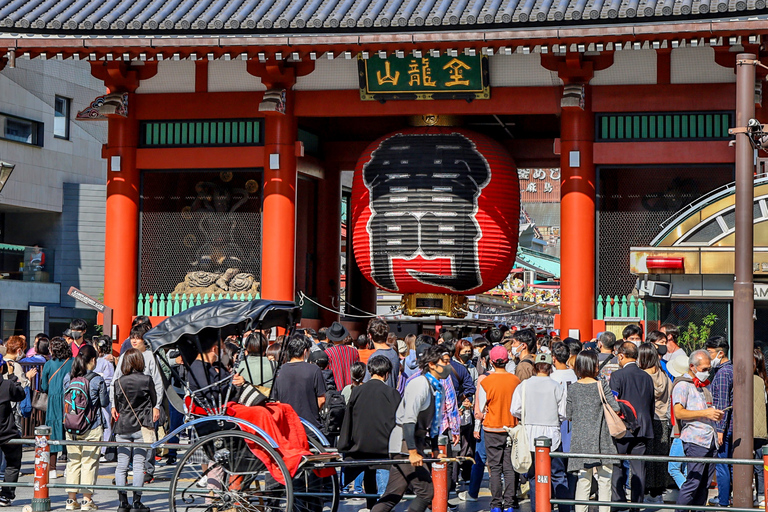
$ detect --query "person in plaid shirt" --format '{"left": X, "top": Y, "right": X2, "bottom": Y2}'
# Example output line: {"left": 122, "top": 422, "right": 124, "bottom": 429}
{"left": 705, "top": 336, "right": 733, "bottom": 507}
{"left": 672, "top": 350, "right": 724, "bottom": 509}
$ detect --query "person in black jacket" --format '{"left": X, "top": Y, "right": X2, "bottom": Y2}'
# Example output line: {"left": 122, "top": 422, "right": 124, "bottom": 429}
{"left": 0, "top": 355, "right": 25, "bottom": 507}
{"left": 609, "top": 342, "right": 656, "bottom": 509}
{"left": 338, "top": 355, "right": 401, "bottom": 509}
{"left": 112, "top": 349, "right": 157, "bottom": 512}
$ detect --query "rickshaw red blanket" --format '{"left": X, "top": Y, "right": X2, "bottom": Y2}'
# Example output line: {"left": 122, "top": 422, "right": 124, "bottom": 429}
{"left": 186, "top": 398, "right": 332, "bottom": 484}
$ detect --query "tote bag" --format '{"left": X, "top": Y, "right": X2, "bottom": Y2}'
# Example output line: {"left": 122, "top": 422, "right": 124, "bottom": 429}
{"left": 597, "top": 381, "right": 627, "bottom": 439}
{"left": 505, "top": 382, "right": 532, "bottom": 473}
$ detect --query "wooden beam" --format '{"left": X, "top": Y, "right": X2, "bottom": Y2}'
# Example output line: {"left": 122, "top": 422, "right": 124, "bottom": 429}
{"left": 593, "top": 140, "right": 734, "bottom": 164}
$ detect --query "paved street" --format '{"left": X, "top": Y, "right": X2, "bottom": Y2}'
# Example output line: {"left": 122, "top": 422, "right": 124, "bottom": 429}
{"left": 1, "top": 448, "right": 735, "bottom": 512}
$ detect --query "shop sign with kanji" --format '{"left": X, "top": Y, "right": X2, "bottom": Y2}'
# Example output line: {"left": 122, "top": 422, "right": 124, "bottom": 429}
{"left": 359, "top": 54, "right": 489, "bottom": 101}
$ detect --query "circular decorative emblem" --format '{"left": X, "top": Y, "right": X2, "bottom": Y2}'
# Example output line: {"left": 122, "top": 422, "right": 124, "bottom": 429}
{"left": 245, "top": 179, "right": 259, "bottom": 193}
{"left": 220, "top": 171, "right": 234, "bottom": 182}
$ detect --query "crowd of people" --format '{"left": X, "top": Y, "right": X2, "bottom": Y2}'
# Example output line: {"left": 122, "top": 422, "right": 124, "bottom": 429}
{"left": 0, "top": 315, "right": 763, "bottom": 512}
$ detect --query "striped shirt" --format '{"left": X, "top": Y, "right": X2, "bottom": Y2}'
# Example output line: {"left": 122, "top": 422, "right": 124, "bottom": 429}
{"left": 325, "top": 344, "right": 360, "bottom": 391}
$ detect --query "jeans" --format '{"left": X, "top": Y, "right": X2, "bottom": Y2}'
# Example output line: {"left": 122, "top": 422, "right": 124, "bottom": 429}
{"left": 101, "top": 408, "right": 112, "bottom": 454}
{"left": 668, "top": 438, "right": 688, "bottom": 489}
{"left": 167, "top": 405, "right": 184, "bottom": 458}
{"left": 468, "top": 430, "right": 487, "bottom": 499}
{"left": 756, "top": 439, "right": 768, "bottom": 500}
{"left": 343, "top": 466, "right": 388, "bottom": 509}
{"left": 65, "top": 426, "right": 103, "bottom": 495}
{"left": 116, "top": 432, "right": 149, "bottom": 499}
{"left": 716, "top": 434, "right": 733, "bottom": 506}
{"left": 0, "top": 443, "right": 21, "bottom": 500}
{"left": 575, "top": 464, "right": 612, "bottom": 512}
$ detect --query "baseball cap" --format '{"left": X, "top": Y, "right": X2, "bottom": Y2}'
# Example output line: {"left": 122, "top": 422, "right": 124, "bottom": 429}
{"left": 397, "top": 339, "right": 408, "bottom": 355}
{"left": 489, "top": 345, "right": 509, "bottom": 363}
{"left": 534, "top": 353, "right": 552, "bottom": 365}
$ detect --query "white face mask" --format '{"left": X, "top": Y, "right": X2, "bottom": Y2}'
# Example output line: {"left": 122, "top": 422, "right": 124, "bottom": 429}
{"left": 511, "top": 345, "right": 522, "bottom": 357}
{"left": 711, "top": 352, "right": 723, "bottom": 368}
{"left": 695, "top": 370, "right": 710, "bottom": 382}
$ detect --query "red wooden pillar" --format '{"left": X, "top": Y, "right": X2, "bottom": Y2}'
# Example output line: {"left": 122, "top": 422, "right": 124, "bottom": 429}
{"left": 103, "top": 112, "right": 140, "bottom": 344}
{"left": 559, "top": 85, "right": 595, "bottom": 339}
{"left": 261, "top": 92, "right": 298, "bottom": 302}
{"left": 315, "top": 165, "right": 341, "bottom": 325}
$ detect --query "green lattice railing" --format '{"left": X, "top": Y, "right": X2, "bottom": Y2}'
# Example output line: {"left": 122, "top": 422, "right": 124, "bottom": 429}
{"left": 597, "top": 294, "right": 645, "bottom": 320}
{"left": 136, "top": 292, "right": 259, "bottom": 317}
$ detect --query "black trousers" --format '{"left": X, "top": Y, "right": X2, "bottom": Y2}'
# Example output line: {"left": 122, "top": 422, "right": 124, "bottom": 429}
{"left": 676, "top": 440, "right": 717, "bottom": 512}
{"left": 343, "top": 464, "right": 383, "bottom": 510}
{"left": 371, "top": 454, "right": 433, "bottom": 512}
{"left": 0, "top": 442, "right": 21, "bottom": 500}
{"left": 485, "top": 431, "right": 519, "bottom": 509}
{"left": 611, "top": 437, "right": 648, "bottom": 509}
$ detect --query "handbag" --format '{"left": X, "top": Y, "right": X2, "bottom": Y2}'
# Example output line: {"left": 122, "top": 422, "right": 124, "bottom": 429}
{"left": 32, "top": 358, "right": 69, "bottom": 412}
{"left": 118, "top": 379, "right": 157, "bottom": 443}
{"left": 597, "top": 380, "right": 627, "bottom": 439}
{"left": 505, "top": 382, "right": 532, "bottom": 473}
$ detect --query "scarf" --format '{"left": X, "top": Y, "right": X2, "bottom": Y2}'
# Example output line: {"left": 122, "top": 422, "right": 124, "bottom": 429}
{"left": 693, "top": 376, "right": 711, "bottom": 388}
{"left": 423, "top": 372, "right": 444, "bottom": 438}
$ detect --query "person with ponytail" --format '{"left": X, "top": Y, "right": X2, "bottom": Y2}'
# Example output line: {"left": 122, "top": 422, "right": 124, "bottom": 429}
{"left": 62, "top": 344, "right": 109, "bottom": 511}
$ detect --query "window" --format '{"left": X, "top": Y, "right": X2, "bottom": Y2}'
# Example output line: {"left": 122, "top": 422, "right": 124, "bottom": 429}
{"left": 54, "top": 96, "right": 70, "bottom": 139}
{"left": 0, "top": 113, "right": 42, "bottom": 146}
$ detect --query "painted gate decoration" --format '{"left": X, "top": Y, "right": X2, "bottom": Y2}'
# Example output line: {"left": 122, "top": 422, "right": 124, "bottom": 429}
{"left": 351, "top": 127, "right": 520, "bottom": 295}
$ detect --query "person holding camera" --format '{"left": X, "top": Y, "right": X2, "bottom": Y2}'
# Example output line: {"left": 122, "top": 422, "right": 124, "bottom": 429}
{"left": 0, "top": 354, "right": 26, "bottom": 506}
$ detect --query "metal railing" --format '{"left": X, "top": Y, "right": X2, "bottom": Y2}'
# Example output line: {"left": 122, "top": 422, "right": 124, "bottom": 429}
{"left": 136, "top": 291, "right": 259, "bottom": 316}
{"left": 596, "top": 294, "right": 645, "bottom": 320}
{"left": 534, "top": 437, "right": 767, "bottom": 512}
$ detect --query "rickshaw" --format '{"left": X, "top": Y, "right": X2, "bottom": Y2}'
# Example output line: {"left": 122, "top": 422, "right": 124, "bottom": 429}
{"left": 144, "top": 299, "right": 343, "bottom": 512}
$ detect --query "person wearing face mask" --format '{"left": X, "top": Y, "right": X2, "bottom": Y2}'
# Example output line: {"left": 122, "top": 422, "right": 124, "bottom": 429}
{"left": 646, "top": 331, "right": 673, "bottom": 380}
{"left": 622, "top": 324, "right": 644, "bottom": 347}
{"left": 596, "top": 331, "right": 620, "bottom": 383}
{"left": 371, "top": 345, "right": 454, "bottom": 512}
{"left": 671, "top": 350, "right": 724, "bottom": 510}
{"left": 704, "top": 336, "right": 733, "bottom": 508}
{"left": 509, "top": 329, "right": 537, "bottom": 381}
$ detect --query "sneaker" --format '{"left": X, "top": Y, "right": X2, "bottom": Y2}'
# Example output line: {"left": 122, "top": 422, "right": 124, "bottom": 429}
{"left": 118, "top": 504, "right": 131, "bottom": 512}
{"left": 645, "top": 495, "right": 663, "bottom": 504}
{"left": 131, "top": 501, "right": 150, "bottom": 512}
{"left": 458, "top": 491, "right": 478, "bottom": 502}
{"left": 165, "top": 456, "right": 177, "bottom": 466}
{"left": 196, "top": 476, "right": 208, "bottom": 488}
{"left": 143, "top": 473, "right": 154, "bottom": 484}
{"left": 49, "top": 470, "right": 60, "bottom": 480}
{"left": 65, "top": 499, "right": 81, "bottom": 511}
{"left": 491, "top": 508, "right": 503, "bottom": 512}
{"left": 127, "top": 470, "right": 133, "bottom": 476}
{"left": 505, "top": 507, "right": 519, "bottom": 512}
{"left": 0, "top": 497, "right": 11, "bottom": 507}
{"left": 80, "top": 499, "right": 98, "bottom": 511}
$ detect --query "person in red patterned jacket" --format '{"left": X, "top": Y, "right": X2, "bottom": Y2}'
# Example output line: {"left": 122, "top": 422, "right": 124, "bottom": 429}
{"left": 324, "top": 322, "right": 359, "bottom": 391}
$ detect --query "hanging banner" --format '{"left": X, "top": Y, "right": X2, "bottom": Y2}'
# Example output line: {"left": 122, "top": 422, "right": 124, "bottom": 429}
{"left": 359, "top": 54, "right": 489, "bottom": 101}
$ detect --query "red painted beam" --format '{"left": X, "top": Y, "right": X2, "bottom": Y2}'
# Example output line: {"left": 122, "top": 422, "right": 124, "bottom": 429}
{"left": 593, "top": 140, "right": 734, "bottom": 164}
{"left": 593, "top": 83, "right": 735, "bottom": 112}
{"left": 136, "top": 147, "right": 265, "bottom": 169}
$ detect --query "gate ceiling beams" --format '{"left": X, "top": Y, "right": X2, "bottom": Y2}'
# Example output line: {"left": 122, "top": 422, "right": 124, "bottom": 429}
{"left": 246, "top": 59, "right": 315, "bottom": 89}
{"left": 90, "top": 61, "right": 159, "bottom": 93}
{"left": 541, "top": 51, "right": 614, "bottom": 84}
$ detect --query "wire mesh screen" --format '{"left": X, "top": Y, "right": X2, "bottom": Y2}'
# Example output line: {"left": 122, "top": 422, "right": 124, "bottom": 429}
{"left": 597, "top": 165, "right": 733, "bottom": 297}
{"left": 140, "top": 170, "right": 262, "bottom": 297}
{"left": 646, "top": 300, "right": 730, "bottom": 348}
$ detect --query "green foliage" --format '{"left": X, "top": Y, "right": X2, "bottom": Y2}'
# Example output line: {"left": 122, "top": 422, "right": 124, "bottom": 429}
{"left": 678, "top": 313, "right": 718, "bottom": 353}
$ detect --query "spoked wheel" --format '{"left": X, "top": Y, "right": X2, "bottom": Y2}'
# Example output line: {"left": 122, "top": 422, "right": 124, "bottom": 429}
{"left": 291, "top": 437, "right": 340, "bottom": 512}
{"left": 169, "top": 430, "right": 293, "bottom": 512}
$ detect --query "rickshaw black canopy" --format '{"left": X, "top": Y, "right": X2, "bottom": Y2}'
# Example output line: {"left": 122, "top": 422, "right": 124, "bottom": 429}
{"left": 145, "top": 299, "right": 301, "bottom": 355}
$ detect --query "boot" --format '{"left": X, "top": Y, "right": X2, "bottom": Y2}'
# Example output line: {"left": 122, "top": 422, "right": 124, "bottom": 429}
{"left": 117, "top": 493, "right": 130, "bottom": 512}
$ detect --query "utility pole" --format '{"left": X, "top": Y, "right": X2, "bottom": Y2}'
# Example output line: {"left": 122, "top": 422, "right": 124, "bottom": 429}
{"left": 732, "top": 53, "right": 756, "bottom": 509}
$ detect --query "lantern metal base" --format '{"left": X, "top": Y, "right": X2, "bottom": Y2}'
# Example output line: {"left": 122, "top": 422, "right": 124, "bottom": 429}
{"left": 400, "top": 293, "right": 468, "bottom": 318}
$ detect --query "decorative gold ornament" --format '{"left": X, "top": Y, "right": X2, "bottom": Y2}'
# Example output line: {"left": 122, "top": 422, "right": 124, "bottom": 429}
{"left": 408, "top": 114, "right": 461, "bottom": 127}
{"left": 181, "top": 206, "right": 193, "bottom": 220}
{"left": 220, "top": 171, "right": 233, "bottom": 182}
{"left": 400, "top": 293, "right": 468, "bottom": 318}
{"left": 245, "top": 179, "right": 259, "bottom": 193}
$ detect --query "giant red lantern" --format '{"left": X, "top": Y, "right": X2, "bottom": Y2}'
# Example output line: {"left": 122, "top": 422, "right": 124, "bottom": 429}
{"left": 351, "top": 126, "right": 520, "bottom": 316}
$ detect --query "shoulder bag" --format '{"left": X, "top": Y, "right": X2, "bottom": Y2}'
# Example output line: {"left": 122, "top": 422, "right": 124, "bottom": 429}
{"left": 118, "top": 379, "right": 157, "bottom": 443}
{"left": 597, "top": 380, "right": 627, "bottom": 439}
{"left": 505, "top": 382, "right": 532, "bottom": 473}
{"left": 32, "top": 358, "right": 69, "bottom": 412}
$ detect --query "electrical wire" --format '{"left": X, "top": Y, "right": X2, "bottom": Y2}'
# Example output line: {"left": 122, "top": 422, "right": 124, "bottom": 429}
{"left": 297, "top": 291, "right": 403, "bottom": 319}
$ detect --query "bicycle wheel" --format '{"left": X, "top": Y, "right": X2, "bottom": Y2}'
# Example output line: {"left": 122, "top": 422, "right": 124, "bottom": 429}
{"left": 291, "top": 437, "right": 340, "bottom": 512}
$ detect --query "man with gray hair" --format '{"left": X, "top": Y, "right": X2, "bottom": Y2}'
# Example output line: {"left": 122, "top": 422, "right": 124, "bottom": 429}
{"left": 672, "top": 349, "right": 724, "bottom": 509}
{"left": 597, "top": 331, "right": 619, "bottom": 382}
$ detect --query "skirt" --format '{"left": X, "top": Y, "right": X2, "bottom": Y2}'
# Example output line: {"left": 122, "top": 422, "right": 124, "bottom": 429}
{"left": 646, "top": 418, "right": 672, "bottom": 490}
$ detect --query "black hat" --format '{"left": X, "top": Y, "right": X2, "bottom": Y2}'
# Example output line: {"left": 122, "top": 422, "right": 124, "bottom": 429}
{"left": 326, "top": 321, "right": 350, "bottom": 342}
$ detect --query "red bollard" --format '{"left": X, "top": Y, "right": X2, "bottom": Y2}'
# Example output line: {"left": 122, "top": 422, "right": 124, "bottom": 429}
{"left": 535, "top": 437, "right": 552, "bottom": 512}
{"left": 763, "top": 446, "right": 768, "bottom": 512}
{"left": 32, "top": 425, "right": 51, "bottom": 512}
{"left": 432, "top": 436, "right": 448, "bottom": 512}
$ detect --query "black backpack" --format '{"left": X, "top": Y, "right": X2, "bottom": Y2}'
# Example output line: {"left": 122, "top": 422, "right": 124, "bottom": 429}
{"left": 320, "top": 390, "right": 346, "bottom": 436}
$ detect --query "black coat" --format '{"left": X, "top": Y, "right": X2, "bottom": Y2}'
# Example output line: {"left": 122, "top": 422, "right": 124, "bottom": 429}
{"left": 609, "top": 362, "right": 655, "bottom": 439}
{"left": 0, "top": 375, "right": 25, "bottom": 443}
{"left": 338, "top": 379, "right": 401, "bottom": 457}
{"left": 114, "top": 373, "right": 157, "bottom": 435}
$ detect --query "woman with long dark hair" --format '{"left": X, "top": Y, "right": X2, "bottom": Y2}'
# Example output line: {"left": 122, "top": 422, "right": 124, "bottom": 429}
{"left": 113, "top": 348, "right": 157, "bottom": 512}
{"left": 637, "top": 342, "right": 672, "bottom": 503}
{"left": 40, "top": 337, "right": 73, "bottom": 480}
{"left": 62, "top": 345, "right": 109, "bottom": 511}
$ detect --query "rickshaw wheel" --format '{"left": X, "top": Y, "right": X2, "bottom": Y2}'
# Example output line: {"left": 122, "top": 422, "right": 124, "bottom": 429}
{"left": 169, "top": 430, "right": 294, "bottom": 512}
{"left": 290, "top": 437, "right": 340, "bottom": 512}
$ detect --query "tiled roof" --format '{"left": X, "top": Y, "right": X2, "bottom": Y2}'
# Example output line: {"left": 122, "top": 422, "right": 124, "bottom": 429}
{"left": 516, "top": 246, "right": 560, "bottom": 278}
{"left": 0, "top": 0, "right": 765, "bottom": 34}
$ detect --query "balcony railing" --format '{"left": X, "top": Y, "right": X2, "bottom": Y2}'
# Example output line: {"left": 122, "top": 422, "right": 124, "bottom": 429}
{"left": 597, "top": 294, "right": 645, "bottom": 320}
{"left": 137, "top": 292, "right": 259, "bottom": 316}
{"left": 0, "top": 244, "right": 54, "bottom": 283}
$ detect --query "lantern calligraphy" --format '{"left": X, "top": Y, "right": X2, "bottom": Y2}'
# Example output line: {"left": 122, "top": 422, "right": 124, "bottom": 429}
{"left": 351, "top": 127, "right": 520, "bottom": 316}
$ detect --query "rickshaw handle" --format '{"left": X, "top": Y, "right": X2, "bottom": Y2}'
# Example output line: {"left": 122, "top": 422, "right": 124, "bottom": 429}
{"left": 153, "top": 416, "right": 280, "bottom": 449}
